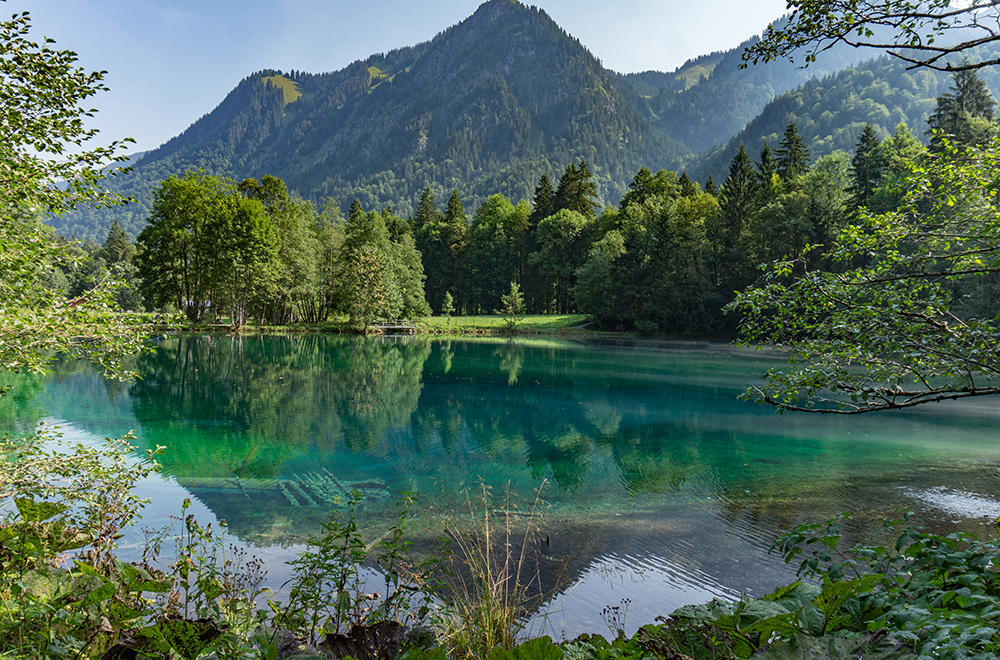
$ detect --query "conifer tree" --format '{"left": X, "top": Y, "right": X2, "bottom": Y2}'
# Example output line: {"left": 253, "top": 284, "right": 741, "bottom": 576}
{"left": 98, "top": 218, "right": 143, "bottom": 311}
{"left": 756, "top": 142, "right": 780, "bottom": 206}
{"left": 555, "top": 160, "right": 599, "bottom": 219}
{"left": 679, "top": 171, "right": 698, "bottom": 197}
{"left": 444, "top": 189, "right": 466, "bottom": 229}
{"left": 620, "top": 167, "right": 679, "bottom": 210}
{"left": 99, "top": 219, "right": 135, "bottom": 265}
{"left": 718, "top": 144, "right": 758, "bottom": 237}
{"left": 526, "top": 175, "right": 555, "bottom": 312}
{"left": 850, "top": 123, "right": 885, "bottom": 209}
{"left": 927, "top": 66, "right": 997, "bottom": 149}
{"left": 704, "top": 175, "right": 717, "bottom": 196}
{"left": 443, "top": 190, "right": 468, "bottom": 310}
{"left": 530, "top": 174, "right": 556, "bottom": 224}
{"left": 412, "top": 186, "right": 441, "bottom": 233}
{"left": 776, "top": 122, "right": 810, "bottom": 182}
{"left": 707, "top": 144, "right": 756, "bottom": 292}
{"left": 418, "top": 189, "right": 467, "bottom": 314}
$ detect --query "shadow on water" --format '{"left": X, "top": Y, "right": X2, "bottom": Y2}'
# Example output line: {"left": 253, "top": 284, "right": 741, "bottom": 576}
{"left": 4, "top": 334, "right": 1000, "bottom": 636}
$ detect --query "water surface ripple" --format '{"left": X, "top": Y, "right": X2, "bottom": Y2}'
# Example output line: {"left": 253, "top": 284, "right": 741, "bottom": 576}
{"left": 3, "top": 334, "right": 999, "bottom": 637}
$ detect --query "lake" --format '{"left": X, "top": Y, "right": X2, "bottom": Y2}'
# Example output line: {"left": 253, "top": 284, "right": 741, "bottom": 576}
{"left": 3, "top": 334, "right": 999, "bottom": 637}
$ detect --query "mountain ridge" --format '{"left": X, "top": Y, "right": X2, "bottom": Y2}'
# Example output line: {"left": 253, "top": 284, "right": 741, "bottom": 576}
{"left": 51, "top": 0, "right": 975, "bottom": 242}
{"left": 58, "top": 0, "right": 689, "bottom": 239}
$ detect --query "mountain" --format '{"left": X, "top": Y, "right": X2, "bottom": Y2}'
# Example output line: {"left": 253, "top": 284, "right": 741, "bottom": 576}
{"left": 687, "top": 47, "right": 1000, "bottom": 183}
{"left": 53, "top": 0, "right": 990, "bottom": 243}
{"left": 624, "top": 21, "right": 894, "bottom": 156}
{"left": 56, "top": 0, "right": 688, "bottom": 240}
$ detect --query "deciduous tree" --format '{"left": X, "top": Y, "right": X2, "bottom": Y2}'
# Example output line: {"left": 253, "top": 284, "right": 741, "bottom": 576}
{"left": 742, "top": 0, "right": 1000, "bottom": 72}
{"left": 0, "top": 11, "right": 142, "bottom": 380}
{"left": 731, "top": 137, "right": 1000, "bottom": 413}
{"left": 136, "top": 172, "right": 236, "bottom": 322}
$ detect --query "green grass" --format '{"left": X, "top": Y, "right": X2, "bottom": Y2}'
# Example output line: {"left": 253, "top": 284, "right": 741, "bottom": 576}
{"left": 420, "top": 314, "right": 589, "bottom": 333}
{"left": 675, "top": 63, "right": 717, "bottom": 88}
{"left": 672, "top": 53, "right": 724, "bottom": 89}
{"left": 161, "top": 314, "right": 594, "bottom": 336}
{"left": 262, "top": 74, "right": 303, "bottom": 104}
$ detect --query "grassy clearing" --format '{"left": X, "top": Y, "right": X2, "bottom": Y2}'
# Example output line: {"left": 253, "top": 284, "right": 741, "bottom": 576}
{"left": 421, "top": 314, "right": 589, "bottom": 333}
{"left": 156, "top": 313, "right": 595, "bottom": 336}
{"left": 262, "top": 74, "right": 302, "bottom": 104}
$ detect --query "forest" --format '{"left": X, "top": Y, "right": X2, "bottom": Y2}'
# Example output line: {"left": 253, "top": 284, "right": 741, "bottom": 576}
{"left": 40, "top": 64, "right": 994, "bottom": 340}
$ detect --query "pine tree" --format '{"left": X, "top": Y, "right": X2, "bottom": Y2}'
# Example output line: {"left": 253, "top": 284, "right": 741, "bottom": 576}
{"left": 100, "top": 218, "right": 134, "bottom": 265}
{"left": 555, "top": 160, "right": 599, "bottom": 219}
{"left": 850, "top": 123, "right": 885, "bottom": 208}
{"left": 706, "top": 144, "right": 757, "bottom": 299}
{"left": 704, "top": 175, "right": 717, "bottom": 196}
{"left": 444, "top": 189, "right": 466, "bottom": 229}
{"left": 718, "top": 144, "right": 758, "bottom": 237}
{"left": 679, "top": 171, "right": 698, "bottom": 197}
{"left": 418, "top": 189, "right": 468, "bottom": 314}
{"left": 348, "top": 198, "right": 365, "bottom": 222}
{"left": 620, "top": 167, "right": 680, "bottom": 210}
{"left": 412, "top": 186, "right": 441, "bottom": 233}
{"left": 530, "top": 174, "right": 556, "bottom": 224}
{"left": 756, "top": 142, "right": 779, "bottom": 205}
{"left": 443, "top": 190, "right": 468, "bottom": 311}
{"left": 927, "top": 66, "right": 997, "bottom": 149}
{"left": 776, "top": 122, "right": 810, "bottom": 182}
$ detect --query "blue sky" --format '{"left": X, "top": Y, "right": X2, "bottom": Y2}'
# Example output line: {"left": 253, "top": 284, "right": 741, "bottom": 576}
{"left": 14, "top": 0, "right": 786, "bottom": 153}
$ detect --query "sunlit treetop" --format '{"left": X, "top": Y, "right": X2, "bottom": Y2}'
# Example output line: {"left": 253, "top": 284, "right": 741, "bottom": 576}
{"left": 0, "top": 11, "right": 133, "bottom": 215}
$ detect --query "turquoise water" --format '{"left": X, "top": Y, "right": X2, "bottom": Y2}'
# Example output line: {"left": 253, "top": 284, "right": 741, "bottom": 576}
{"left": 3, "top": 334, "right": 1000, "bottom": 636}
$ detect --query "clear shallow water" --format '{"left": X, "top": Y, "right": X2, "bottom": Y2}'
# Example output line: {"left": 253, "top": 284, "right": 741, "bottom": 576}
{"left": 3, "top": 334, "right": 1000, "bottom": 637}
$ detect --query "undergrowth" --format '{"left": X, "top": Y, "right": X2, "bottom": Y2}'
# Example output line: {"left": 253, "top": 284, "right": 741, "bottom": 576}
{"left": 3, "top": 428, "right": 998, "bottom": 660}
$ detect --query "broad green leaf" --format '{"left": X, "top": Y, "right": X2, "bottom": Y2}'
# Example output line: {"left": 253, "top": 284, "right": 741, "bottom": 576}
{"left": 14, "top": 497, "right": 69, "bottom": 523}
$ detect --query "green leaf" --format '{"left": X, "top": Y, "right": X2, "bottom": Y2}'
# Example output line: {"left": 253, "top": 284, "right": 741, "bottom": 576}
{"left": 135, "top": 617, "right": 225, "bottom": 660}
{"left": 486, "top": 636, "right": 563, "bottom": 660}
{"left": 14, "top": 497, "right": 69, "bottom": 523}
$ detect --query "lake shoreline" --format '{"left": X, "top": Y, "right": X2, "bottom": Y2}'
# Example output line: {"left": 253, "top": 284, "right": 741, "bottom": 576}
{"left": 154, "top": 315, "right": 741, "bottom": 345}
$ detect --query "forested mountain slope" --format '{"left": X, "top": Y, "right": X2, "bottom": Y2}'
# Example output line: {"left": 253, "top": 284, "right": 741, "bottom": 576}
{"left": 55, "top": 0, "right": 687, "bottom": 240}
{"left": 51, "top": 0, "right": 982, "bottom": 243}
{"left": 687, "top": 51, "right": 1000, "bottom": 183}
{"left": 623, "top": 20, "right": 889, "bottom": 155}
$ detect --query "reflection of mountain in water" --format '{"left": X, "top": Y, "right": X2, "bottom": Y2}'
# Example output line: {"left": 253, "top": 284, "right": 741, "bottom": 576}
{"left": 125, "top": 336, "right": 754, "bottom": 540}
{"left": 5, "top": 335, "right": 1000, "bottom": 635}
{"left": 113, "top": 335, "right": 1000, "bottom": 550}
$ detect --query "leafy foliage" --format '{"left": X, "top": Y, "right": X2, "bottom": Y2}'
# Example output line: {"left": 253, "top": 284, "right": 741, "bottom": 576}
{"left": 0, "top": 12, "right": 133, "bottom": 215}
{"left": 743, "top": 0, "right": 1000, "bottom": 72}
{"left": 0, "top": 430, "right": 168, "bottom": 658}
{"left": 731, "top": 135, "right": 1000, "bottom": 413}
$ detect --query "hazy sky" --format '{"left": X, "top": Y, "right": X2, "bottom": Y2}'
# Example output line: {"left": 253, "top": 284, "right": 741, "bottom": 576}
{"left": 13, "top": 0, "right": 787, "bottom": 153}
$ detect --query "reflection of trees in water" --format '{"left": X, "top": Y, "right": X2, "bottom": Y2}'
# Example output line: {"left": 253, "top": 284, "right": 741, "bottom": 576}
{"left": 496, "top": 341, "right": 523, "bottom": 385}
{"left": 129, "top": 335, "right": 430, "bottom": 480}
{"left": 600, "top": 424, "right": 707, "bottom": 495}
{"left": 330, "top": 338, "right": 431, "bottom": 451}
{"left": 0, "top": 371, "right": 47, "bottom": 435}
{"left": 412, "top": 341, "right": 712, "bottom": 495}
{"left": 1, "top": 356, "right": 135, "bottom": 437}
